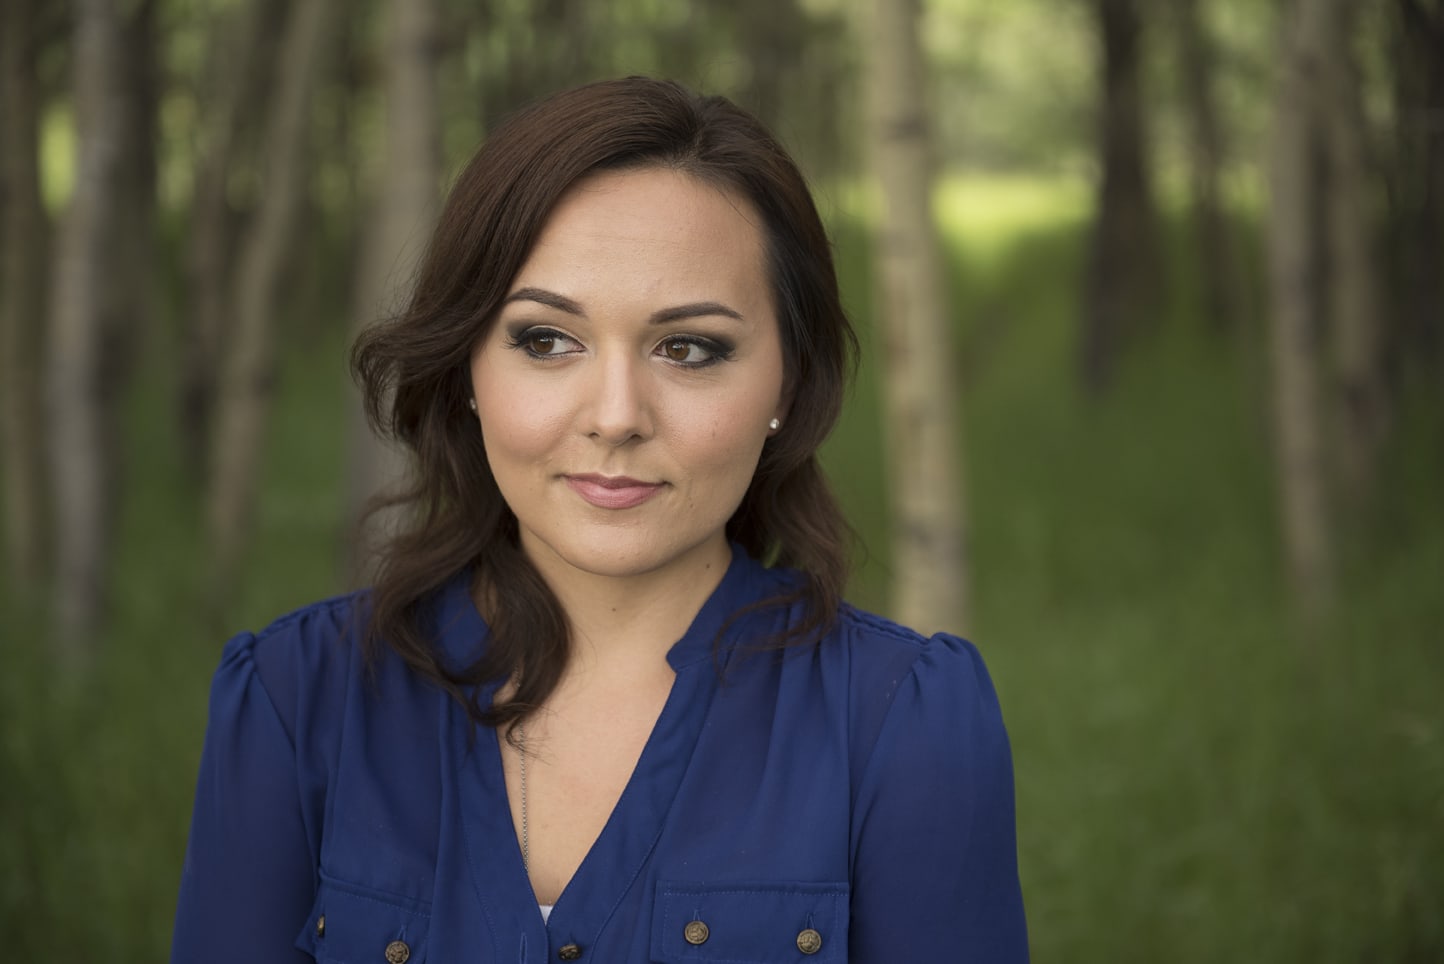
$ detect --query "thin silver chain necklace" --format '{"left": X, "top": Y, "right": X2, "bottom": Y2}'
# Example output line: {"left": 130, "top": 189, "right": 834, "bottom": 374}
{"left": 517, "top": 720, "right": 530, "bottom": 872}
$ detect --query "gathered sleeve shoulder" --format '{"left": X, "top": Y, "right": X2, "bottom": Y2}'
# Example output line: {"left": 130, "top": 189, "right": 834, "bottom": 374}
{"left": 846, "top": 618, "right": 1029, "bottom": 962}
{"left": 171, "top": 597, "right": 361, "bottom": 964}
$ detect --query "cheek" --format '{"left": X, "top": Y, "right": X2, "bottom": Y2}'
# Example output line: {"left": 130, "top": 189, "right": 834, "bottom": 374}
{"left": 479, "top": 411, "right": 553, "bottom": 468}
{"left": 676, "top": 401, "right": 771, "bottom": 477}
{"left": 472, "top": 366, "right": 564, "bottom": 466}
{"left": 478, "top": 400, "right": 567, "bottom": 460}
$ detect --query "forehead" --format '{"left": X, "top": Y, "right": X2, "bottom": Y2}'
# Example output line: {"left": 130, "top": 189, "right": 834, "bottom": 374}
{"left": 509, "top": 167, "right": 770, "bottom": 299}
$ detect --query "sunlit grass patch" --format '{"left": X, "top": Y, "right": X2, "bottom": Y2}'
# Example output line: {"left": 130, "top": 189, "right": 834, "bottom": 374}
{"left": 933, "top": 172, "right": 1091, "bottom": 249}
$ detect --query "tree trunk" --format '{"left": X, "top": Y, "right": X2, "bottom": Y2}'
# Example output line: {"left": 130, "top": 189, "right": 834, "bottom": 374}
{"left": 866, "top": 0, "right": 970, "bottom": 634}
{"left": 1267, "top": 0, "right": 1333, "bottom": 621}
{"left": 207, "top": 0, "right": 338, "bottom": 592}
{"left": 735, "top": 0, "right": 806, "bottom": 131}
{"left": 113, "top": 0, "right": 157, "bottom": 345}
{"left": 99, "top": 0, "right": 158, "bottom": 498}
{"left": 1174, "top": 0, "right": 1235, "bottom": 332}
{"left": 344, "top": 0, "right": 442, "bottom": 581}
{"left": 46, "top": 0, "right": 126, "bottom": 655}
{"left": 484, "top": 0, "right": 590, "bottom": 123}
{"left": 1320, "top": 0, "right": 1388, "bottom": 503}
{"left": 1083, "top": 0, "right": 1159, "bottom": 394}
{"left": 0, "top": 0, "right": 50, "bottom": 595}
{"left": 1388, "top": 0, "right": 1444, "bottom": 383}
{"left": 180, "top": 0, "right": 288, "bottom": 476}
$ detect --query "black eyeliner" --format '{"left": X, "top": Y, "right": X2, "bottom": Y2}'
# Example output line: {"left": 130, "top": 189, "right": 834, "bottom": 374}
{"left": 660, "top": 334, "right": 736, "bottom": 368}
{"left": 504, "top": 325, "right": 571, "bottom": 359}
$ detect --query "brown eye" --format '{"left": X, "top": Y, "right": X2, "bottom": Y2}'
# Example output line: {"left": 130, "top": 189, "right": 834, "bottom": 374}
{"left": 654, "top": 336, "right": 731, "bottom": 368}
{"left": 507, "top": 326, "right": 578, "bottom": 358}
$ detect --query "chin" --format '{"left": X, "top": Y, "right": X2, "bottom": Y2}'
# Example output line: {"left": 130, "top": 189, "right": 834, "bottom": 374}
{"left": 523, "top": 528, "right": 728, "bottom": 582}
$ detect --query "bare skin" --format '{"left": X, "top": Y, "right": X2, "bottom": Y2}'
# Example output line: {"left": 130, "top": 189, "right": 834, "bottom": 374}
{"left": 492, "top": 549, "right": 728, "bottom": 905}
{"left": 495, "top": 644, "right": 677, "bottom": 906}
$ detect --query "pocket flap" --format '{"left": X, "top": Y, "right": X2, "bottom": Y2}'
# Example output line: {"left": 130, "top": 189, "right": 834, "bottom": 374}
{"left": 295, "top": 878, "right": 431, "bottom": 964}
{"left": 651, "top": 880, "right": 848, "bottom": 963}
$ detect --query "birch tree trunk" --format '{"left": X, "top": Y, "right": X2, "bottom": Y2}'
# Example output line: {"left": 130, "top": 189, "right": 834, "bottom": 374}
{"left": 866, "top": 0, "right": 970, "bottom": 634}
{"left": 207, "top": 0, "right": 337, "bottom": 592}
{"left": 344, "top": 0, "right": 441, "bottom": 580}
{"left": 1267, "top": 0, "right": 1333, "bottom": 620}
{"left": 1321, "top": 0, "right": 1388, "bottom": 502}
{"left": 46, "top": 0, "right": 125, "bottom": 654}
{"left": 0, "top": 0, "right": 50, "bottom": 594}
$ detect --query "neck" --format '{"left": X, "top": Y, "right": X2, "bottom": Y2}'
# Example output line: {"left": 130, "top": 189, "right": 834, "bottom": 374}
{"left": 523, "top": 537, "right": 732, "bottom": 672}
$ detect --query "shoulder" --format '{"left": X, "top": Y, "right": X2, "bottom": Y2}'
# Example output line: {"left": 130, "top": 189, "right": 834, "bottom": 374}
{"left": 213, "top": 590, "right": 372, "bottom": 744}
{"left": 823, "top": 604, "right": 1010, "bottom": 786}
{"left": 241, "top": 590, "right": 370, "bottom": 681}
{"left": 830, "top": 602, "right": 998, "bottom": 708}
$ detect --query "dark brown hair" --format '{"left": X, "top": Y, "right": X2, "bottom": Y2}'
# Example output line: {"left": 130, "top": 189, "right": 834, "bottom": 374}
{"left": 352, "top": 77, "right": 857, "bottom": 733}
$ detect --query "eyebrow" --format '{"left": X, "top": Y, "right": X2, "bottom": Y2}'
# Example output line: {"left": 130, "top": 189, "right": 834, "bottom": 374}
{"left": 503, "top": 287, "right": 584, "bottom": 315}
{"left": 503, "top": 286, "right": 745, "bottom": 325}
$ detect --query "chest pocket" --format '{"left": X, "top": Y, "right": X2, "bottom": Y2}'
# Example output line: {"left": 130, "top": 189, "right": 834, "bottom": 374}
{"left": 295, "top": 878, "right": 432, "bottom": 964}
{"left": 651, "top": 881, "right": 848, "bottom": 963}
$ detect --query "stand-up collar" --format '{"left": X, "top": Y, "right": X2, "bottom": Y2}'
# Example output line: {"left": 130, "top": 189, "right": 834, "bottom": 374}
{"left": 428, "top": 543, "right": 786, "bottom": 674}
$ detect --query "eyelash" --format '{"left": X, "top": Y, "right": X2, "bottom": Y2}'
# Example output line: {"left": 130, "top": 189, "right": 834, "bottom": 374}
{"left": 504, "top": 327, "right": 578, "bottom": 359}
{"left": 504, "top": 327, "right": 736, "bottom": 369}
{"left": 656, "top": 334, "right": 735, "bottom": 368}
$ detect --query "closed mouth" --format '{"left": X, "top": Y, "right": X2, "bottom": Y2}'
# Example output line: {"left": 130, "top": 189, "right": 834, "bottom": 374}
{"left": 567, "top": 474, "right": 658, "bottom": 489}
{"left": 564, "top": 474, "right": 664, "bottom": 509}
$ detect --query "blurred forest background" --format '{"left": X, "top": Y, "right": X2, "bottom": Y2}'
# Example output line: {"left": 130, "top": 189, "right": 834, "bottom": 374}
{"left": 2, "top": 0, "right": 1442, "bottom": 959}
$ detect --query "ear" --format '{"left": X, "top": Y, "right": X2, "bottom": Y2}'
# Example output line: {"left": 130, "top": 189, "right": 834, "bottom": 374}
{"left": 772, "top": 380, "right": 795, "bottom": 431}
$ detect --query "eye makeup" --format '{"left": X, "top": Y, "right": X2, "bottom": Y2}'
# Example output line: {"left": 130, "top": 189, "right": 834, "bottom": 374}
{"left": 654, "top": 334, "right": 735, "bottom": 368}
{"left": 503, "top": 323, "right": 737, "bottom": 369}
{"left": 504, "top": 326, "right": 579, "bottom": 359}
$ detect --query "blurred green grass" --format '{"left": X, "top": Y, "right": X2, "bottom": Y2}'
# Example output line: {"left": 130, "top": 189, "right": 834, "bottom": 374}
{"left": 3, "top": 175, "right": 1441, "bottom": 962}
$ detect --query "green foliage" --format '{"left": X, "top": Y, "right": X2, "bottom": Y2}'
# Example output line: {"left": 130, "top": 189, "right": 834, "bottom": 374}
{"left": 926, "top": 0, "right": 1095, "bottom": 171}
{"left": 3, "top": 179, "right": 1441, "bottom": 962}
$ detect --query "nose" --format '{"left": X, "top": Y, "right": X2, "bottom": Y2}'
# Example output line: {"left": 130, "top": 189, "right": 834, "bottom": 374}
{"left": 582, "top": 350, "right": 654, "bottom": 445}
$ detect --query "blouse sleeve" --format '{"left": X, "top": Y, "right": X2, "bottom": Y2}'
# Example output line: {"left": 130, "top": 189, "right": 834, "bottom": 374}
{"left": 848, "top": 633, "right": 1029, "bottom": 962}
{"left": 170, "top": 631, "right": 318, "bottom": 964}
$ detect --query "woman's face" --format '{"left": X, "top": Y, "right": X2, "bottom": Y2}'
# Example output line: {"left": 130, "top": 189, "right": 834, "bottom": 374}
{"left": 469, "top": 167, "right": 787, "bottom": 585}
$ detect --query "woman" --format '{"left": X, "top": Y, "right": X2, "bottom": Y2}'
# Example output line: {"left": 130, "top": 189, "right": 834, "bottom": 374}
{"left": 172, "top": 77, "right": 1028, "bottom": 963}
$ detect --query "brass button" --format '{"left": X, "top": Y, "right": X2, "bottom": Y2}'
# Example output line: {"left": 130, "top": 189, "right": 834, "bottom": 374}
{"left": 558, "top": 943, "right": 582, "bottom": 960}
{"left": 683, "top": 920, "right": 710, "bottom": 945}
{"left": 315, "top": 914, "right": 325, "bottom": 937}
{"left": 385, "top": 940, "right": 411, "bottom": 964}
{"left": 796, "top": 928, "right": 823, "bottom": 955}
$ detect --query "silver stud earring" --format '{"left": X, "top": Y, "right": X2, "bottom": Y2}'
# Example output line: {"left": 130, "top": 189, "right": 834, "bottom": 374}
{"left": 468, "top": 398, "right": 477, "bottom": 413}
{"left": 769, "top": 418, "right": 781, "bottom": 431}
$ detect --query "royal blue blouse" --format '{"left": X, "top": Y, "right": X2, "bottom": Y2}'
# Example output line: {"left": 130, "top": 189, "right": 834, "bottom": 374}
{"left": 171, "top": 545, "right": 1028, "bottom": 963}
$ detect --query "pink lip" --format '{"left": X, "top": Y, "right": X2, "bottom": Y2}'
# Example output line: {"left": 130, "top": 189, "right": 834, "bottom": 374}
{"left": 564, "top": 474, "right": 664, "bottom": 510}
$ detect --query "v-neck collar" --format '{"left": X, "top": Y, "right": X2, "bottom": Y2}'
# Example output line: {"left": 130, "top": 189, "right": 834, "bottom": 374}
{"left": 436, "top": 544, "right": 777, "bottom": 954}
{"left": 453, "top": 654, "right": 716, "bottom": 951}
